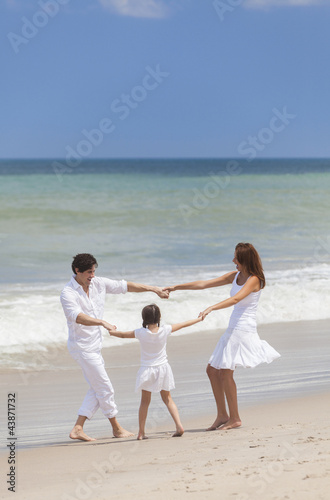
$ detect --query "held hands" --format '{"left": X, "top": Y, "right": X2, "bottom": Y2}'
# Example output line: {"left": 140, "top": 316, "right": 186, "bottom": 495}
{"left": 162, "top": 286, "right": 174, "bottom": 294}
{"left": 101, "top": 320, "right": 117, "bottom": 333}
{"left": 198, "top": 307, "right": 213, "bottom": 321}
{"left": 155, "top": 287, "right": 170, "bottom": 299}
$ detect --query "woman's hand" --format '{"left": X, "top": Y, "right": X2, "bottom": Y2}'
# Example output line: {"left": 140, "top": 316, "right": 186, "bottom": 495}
{"left": 163, "top": 286, "right": 174, "bottom": 294}
{"left": 199, "top": 307, "right": 213, "bottom": 320}
{"left": 155, "top": 287, "right": 170, "bottom": 299}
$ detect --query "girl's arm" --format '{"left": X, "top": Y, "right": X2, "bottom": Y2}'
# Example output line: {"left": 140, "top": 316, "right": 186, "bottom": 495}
{"left": 164, "top": 271, "right": 237, "bottom": 293}
{"left": 108, "top": 330, "right": 135, "bottom": 339}
{"left": 199, "top": 276, "right": 260, "bottom": 319}
{"left": 171, "top": 316, "right": 204, "bottom": 333}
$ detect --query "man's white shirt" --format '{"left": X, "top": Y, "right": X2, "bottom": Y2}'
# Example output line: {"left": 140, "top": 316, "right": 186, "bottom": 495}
{"left": 60, "top": 276, "right": 127, "bottom": 353}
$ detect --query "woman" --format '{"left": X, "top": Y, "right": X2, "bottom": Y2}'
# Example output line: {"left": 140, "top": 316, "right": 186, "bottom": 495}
{"left": 165, "top": 243, "right": 280, "bottom": 431}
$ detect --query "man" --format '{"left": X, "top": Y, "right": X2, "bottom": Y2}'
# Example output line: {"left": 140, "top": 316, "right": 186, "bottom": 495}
{"left": 60, "top": 253, "right": 169, "bottom": 442}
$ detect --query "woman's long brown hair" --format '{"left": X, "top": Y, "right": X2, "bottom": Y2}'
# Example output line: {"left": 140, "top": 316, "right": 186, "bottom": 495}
{"left": 235, "top": 242, "right": 266, "bottom": 289}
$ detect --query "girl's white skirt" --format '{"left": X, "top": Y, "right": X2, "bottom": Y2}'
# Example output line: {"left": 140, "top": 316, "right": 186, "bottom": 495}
{"left": 135, "top": 362, "right": 175, "bottom": 392}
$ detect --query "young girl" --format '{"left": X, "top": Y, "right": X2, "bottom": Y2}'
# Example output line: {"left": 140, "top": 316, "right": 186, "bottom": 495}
{"left": 109, "top": 304, "right": 203, "bottom": 440}
{"left": 165, "top": 243, "right": 281, "bottom": 431}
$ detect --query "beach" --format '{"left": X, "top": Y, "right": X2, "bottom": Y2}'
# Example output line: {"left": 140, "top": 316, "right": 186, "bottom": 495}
{"left": 1, "top": 160, "right": 330, "bottom": 499}
{"left": 1, "top": 319, "right": 329, "bottom": 500}
{"left": 2, "top": 159, "right": 330, "bottom": 370}
{"left": 1, "top": 393, "right": 328, "bottom": 500}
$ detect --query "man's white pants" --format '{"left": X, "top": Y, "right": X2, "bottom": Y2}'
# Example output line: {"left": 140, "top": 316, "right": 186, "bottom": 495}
{"left": 70, "top": 350, "right": 118, "bottom": 419}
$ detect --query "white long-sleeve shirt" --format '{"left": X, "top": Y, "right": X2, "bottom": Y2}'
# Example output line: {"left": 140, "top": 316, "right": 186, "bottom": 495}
{"left": 60, "top": 275, "right": 127, "bottom": 353}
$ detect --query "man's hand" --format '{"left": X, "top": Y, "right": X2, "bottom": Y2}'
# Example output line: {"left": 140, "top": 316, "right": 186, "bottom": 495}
{"left": 162, "top": 286, "right": 174, "bottom": 294}
{"left": 155, "top": 287, "right": 169, "bottom": 299}
{"left": 101, "top": 320, "right": 117, "bottom": 332}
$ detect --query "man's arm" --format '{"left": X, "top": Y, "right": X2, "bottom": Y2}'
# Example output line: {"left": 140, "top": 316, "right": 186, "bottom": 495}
{"left": 76, "top": 313, "right": 116, "bottom": 331}
{"left": 127, "top": 282, "right": 169, "bottom": 299}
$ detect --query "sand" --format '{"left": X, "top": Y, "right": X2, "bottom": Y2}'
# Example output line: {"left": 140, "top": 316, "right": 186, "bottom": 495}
{"left": 0, "top": 320, "right": 329, "bottom": 499}
{"left": 1, "top": 393, "right": 329, "bottom": 500}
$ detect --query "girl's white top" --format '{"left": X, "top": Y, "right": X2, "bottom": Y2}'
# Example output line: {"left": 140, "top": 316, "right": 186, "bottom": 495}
{"left": 228, "top": 272, "right": 261, "bottom": 333}
{"left": 134, "top": 325, "right": 172, "bottom": 367}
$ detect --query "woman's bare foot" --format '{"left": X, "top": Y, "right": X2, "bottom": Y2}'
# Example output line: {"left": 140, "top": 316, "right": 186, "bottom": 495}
{"left": 220, "top": 418, "right": 242, "bottom": 430}
{"left": 69, "top": 425, "right": 96, "bottom": 442}
{"left": 112, "top": 426, "right": 134, "bottom": 438}
{"left": 172, "top": 426, "right": 184, "bottom": 437}
{"left": 137, "top": 432, "right": 148, "bottom": 440}
{"left": 206, "top": 416, "right": 229, "bottom": 431}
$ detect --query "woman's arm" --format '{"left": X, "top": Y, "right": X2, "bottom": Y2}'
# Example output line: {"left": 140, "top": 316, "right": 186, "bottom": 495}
{"left": 164, "top": 271, "right": 236, "bottom": 293}
{"left": 199, "top": 276, "right": 260, "bottom": 319}
{"left": 108, "top": 330, "right": 135, "bottom": 339}
{"left": 171, "top": 316, "right": 204, "bottom": 333}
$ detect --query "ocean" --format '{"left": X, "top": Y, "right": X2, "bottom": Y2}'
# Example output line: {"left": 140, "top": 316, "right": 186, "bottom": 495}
{"left": 1, "top": 158, "right": 330, "bottom": 370}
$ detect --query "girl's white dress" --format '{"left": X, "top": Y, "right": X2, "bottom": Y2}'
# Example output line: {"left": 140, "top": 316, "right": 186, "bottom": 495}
{"left": 209, "top": 273, "right": 280, "bottom": 370}
{"left": 134, "top": 325, "right": 175, "bottom": 392}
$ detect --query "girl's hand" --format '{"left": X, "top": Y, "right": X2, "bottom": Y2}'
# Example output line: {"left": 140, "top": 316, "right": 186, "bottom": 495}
{"left": 199, "top": 307, "right": 212, "bottom": 320}
{"left": 163, "top": 286, "right": 174, "bottom": 294}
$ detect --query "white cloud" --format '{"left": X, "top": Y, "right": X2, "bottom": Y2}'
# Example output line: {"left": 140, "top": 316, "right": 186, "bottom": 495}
{"left": 98, "top": 0, "right": 170, "bottom": 18}
{"left": 244, "top": 0, "right": 328, "bottom": 8}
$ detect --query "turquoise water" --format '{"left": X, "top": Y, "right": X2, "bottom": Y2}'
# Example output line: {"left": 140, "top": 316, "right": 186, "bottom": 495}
{"left": 1, "top": 158, "right": 330, "bottom": 282}
{"left": 1, "top": 158, "right": 330, "bottom": 362}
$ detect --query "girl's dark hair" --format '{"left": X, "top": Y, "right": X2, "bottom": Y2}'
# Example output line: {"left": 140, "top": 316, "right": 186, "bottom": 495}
{"left": 142, "top": 304, "right": 161, "bottom": 328}
{"left": 235, "top": 243, "right": 266, "bottom": 289}
{"left": 71, "top": 253, "right": 98, "bottom": 274}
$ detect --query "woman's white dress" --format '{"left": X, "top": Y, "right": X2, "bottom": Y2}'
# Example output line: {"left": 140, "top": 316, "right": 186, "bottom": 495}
{"left": 209, "top": 273, "right": 280, "bottom": 370}
{"left": 134, "top": 325, "right": 175, "bottom": 392}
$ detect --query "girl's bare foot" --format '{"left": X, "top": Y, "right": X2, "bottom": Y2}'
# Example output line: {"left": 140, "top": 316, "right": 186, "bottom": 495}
{"left": 220, "top": 419, "right": 242, "bottom": 430}
{"left": 137, "top": 432, "right": 148, "bottom": 440}
{"left": 172, "top": 426, "right": 184, "bottom": 437}
{"left": 69, "top": 426, "right": 96, "bottom": 442}
{"left": 206, "top": 416, "right": 229, "bottom": 431}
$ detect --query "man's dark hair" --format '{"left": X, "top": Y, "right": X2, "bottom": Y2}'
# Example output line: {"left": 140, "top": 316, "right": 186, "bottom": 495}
{"left": 71, "top": 254, "right": 98, "bottom": 274}
{"left": 142, "top": 304, "right": 161, "bottom": 328}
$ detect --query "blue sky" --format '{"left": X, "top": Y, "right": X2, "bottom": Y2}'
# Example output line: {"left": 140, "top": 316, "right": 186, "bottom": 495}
{"left": 1, "top": 0, "right": 330, "bottom": 159}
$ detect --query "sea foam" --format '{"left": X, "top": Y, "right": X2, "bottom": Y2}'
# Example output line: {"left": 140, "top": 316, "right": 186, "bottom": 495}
{"left": 1, "top": 264, "right": 329, "bottom": 366}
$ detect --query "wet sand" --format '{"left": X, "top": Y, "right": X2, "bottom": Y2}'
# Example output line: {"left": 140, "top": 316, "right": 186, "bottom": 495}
{"left": 0, "top": 320, "right": 329, "bottom": 499}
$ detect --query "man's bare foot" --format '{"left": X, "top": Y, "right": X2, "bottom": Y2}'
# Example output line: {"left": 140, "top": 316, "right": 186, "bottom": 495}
{"left": 113, "top": 426, "right": 134, "bottom": 438}
{"left": 172, "top": 426, "right": 184, "bottom": 437}
{"left": 206, "top": 416, "right": 229, "bottom": 431}
{"left": 137, "top": 432, "right": 148, "bottom": 440}
{"left": 220, "top": 419, "right": 242, "bottom": 430}
{"left": 69, "top": 426, "right": 96, "bottom": 442}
